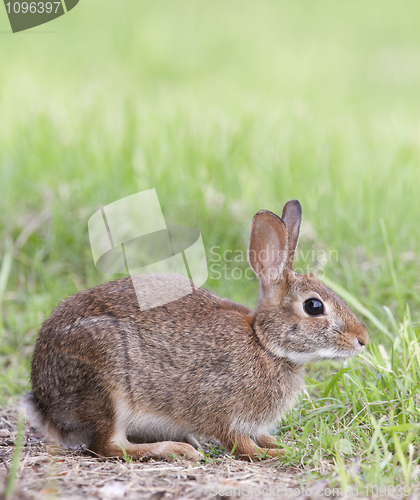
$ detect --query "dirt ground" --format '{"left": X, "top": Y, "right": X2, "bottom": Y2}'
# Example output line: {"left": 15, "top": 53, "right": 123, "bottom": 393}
{"left": 0, "top": 406, "right": 405, "bottom": 500}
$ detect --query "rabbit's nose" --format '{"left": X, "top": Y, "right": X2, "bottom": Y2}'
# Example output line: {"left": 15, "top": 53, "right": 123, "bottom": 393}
{"left": 356, "top": 325, "right": 369, "bottom": 347}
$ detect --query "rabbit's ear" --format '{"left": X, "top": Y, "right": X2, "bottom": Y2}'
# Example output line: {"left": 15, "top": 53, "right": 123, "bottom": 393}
{"left": 281, "top": 200, "right": 302, "bottom": 270}
{"left": 248, "top": 210, "right": 289, "bottom": 287}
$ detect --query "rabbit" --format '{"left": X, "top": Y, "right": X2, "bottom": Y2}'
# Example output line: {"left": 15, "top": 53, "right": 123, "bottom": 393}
{"left": 23, "top": 199, "right": 368, "bottom": 461}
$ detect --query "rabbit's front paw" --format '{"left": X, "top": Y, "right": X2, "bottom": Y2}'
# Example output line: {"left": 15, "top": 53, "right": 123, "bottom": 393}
{"left": 256, "top": 448, "right": 285, "bottom": 460}
{"left": 255, "top": 434, "right": 282, "bottom": 448}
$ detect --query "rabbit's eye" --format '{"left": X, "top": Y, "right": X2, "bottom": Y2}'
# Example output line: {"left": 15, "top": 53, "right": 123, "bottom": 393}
{"left": 304, "top": 298, "right": 324, "bottom": 316}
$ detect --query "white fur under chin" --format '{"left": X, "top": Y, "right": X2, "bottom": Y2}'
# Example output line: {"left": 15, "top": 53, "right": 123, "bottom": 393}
{"left": 273, "top": 346, "right": 364, "bottom": 366}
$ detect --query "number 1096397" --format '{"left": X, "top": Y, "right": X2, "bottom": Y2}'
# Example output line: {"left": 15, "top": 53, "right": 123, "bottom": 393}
{"left": 5, "top": 2, "right": 62, "bottom": 14}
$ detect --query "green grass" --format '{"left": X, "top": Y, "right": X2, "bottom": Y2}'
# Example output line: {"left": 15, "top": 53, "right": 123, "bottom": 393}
{"left": 1, "top": 0, "right": 420, "bottom": 494}
{"left": 119, "top": 442, "right": 133, "bottom": 464}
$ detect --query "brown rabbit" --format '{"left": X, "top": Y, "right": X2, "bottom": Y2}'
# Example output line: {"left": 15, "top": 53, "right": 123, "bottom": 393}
{"left": 23, "top": 200, "right": 368, "bottom": 461}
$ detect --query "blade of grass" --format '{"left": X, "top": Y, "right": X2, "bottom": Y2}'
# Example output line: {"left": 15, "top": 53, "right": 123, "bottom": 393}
{"left": 322, "top": 367, "right": 353, "bottom": 398}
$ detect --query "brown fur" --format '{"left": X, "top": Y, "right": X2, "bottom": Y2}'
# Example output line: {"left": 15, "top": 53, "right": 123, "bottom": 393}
{"left": 23, "top": 200, "right": 368, "bottom": 461}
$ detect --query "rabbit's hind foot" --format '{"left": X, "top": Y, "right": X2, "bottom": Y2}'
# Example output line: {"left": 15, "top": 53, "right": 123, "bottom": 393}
{"left": 96, "top": 439, "right": 203, "bottom": 461}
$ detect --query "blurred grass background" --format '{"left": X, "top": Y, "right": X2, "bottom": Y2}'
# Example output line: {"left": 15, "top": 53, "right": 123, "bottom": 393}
{"left": 1, "top": 0, "right": 420, "bottom": 402}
